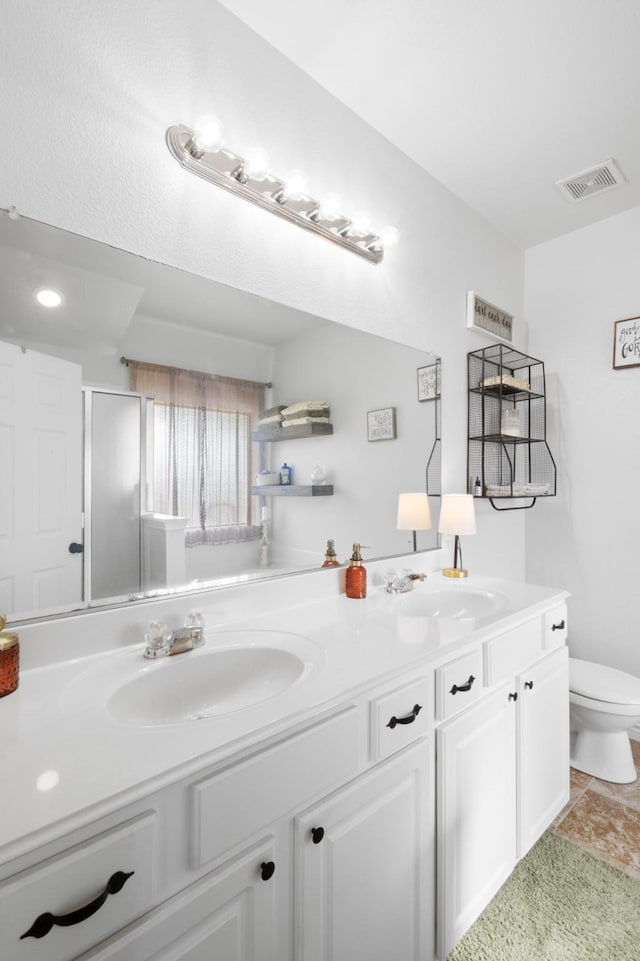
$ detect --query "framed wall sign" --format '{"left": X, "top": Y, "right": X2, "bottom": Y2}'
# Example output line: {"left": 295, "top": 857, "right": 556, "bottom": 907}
{"left": 417, "top": 362, "right": 440, "bottom": 402}
{"left": 367, "top": 406, "right": 396, "bottom": 441}
{"left": 467, "top": 291, "right": 514, "bottom": 344}
{"left": 613, "top": 316, "right": 640, "bottom": 369}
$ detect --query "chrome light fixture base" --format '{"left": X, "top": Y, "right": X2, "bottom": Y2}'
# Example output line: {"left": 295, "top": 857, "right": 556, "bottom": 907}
{"left": 166, "top": 125, "right": 384, "bottom": 265}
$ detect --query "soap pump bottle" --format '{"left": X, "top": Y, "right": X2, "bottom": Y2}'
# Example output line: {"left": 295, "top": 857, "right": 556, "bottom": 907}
{"left": 321, "top": 538, "right": 340, "bottom": 568}
{"left": 346, "top": 543, "right": 367, "bottom": 598}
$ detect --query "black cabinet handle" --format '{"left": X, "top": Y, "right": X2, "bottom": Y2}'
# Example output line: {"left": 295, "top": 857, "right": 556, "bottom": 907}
{"left": 508, "top": 692, "right": 518, "bottom": 702}
{"left": 450, "top": 675, "right": 476, "bottom": 695}
{"left": 260, "top": 861, "right": 275, "bottom": 881}
{"left": 311, "top": 826, "right": 325, "bottom": 844}
{"left": 387, "top": 704, "right": 422, "bottom": 729}
{"left": 68, "top": 542, "right": 84, "bottom": 554}
{"left": 551, "top": 620, "right": 565, "bottom": 631}
{"left": 524, "top": 680, "right": 534, "bottom": 690}
{"left": 20, "top": 870, "right": 134, "bottom": 940}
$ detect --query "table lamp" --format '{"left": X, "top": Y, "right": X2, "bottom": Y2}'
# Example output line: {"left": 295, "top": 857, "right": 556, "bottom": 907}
{"left": 397, "top": 492, "right": 432, "bottom": 552}
{"left": 438, "top": 494, "right": 476, "bottom": 577}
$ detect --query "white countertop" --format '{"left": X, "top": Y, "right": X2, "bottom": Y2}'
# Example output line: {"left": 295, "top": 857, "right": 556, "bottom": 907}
{"left": 0, "top": 570, "right": 567, "bottom": 865}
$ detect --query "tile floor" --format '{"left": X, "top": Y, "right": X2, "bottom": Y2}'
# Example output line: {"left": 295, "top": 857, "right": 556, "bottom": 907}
{"left": 551, "top": 738, "right": 640, "bottom": 879}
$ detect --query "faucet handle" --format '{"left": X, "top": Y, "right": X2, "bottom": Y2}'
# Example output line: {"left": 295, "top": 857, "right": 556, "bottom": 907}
{"left": 144, "top": 620, "right": 171, "bottom": 658}
{"left": 184, "top": 610, "right": 205, "bottom": 646}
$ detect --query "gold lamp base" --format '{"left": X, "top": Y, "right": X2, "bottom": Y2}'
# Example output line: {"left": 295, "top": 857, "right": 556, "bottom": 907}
{"left": 442, "top": 567, "right": 468, "bottom": 578}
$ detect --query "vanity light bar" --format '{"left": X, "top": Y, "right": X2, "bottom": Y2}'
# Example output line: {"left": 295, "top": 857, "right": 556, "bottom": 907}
{"left": 166, "top": 124, "right": 386, "bottom": 265}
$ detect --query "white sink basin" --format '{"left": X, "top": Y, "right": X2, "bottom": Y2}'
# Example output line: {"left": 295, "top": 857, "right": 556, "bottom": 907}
{"left": 397, "top": 588, "right": 508, "bottom": 620}
{"left": 63, "top": 630, "right": 322, "bottom": 727}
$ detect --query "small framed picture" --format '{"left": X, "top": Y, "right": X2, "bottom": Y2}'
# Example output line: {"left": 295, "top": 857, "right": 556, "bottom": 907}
{"left": 613, "top": 316, "right": 640, "bottom": 369}
{"left": 417, "top": 363, "right": 439, "bottom": 402}
{"left": 367, "top": 406, "right": 397, "bottom": 442}
{"left": 467, "top": 291, "right": 514, "bottom": 344}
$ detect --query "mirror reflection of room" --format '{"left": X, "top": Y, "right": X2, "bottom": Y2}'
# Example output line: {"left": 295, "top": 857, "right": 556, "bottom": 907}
{"left": 0, "top": 213, "right": 440, "bottom": 622}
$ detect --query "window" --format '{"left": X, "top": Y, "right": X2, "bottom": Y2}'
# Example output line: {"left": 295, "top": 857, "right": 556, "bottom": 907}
{"left": 130, "top": 360, "right": 265, "bottom": 546}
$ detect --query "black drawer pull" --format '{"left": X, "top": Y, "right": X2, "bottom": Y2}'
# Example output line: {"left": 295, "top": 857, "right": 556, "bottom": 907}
{"left": 311, "top": 826, "right": 325, "bottom": 844}
{"left": 450, "top": 675, "right": 476, "bottom": 695}
{"left": 387, "top": 704, "right": 422, "bottom": 729}
{"left": 20, "top": 870, "right": 134, "bottom": 940}
{"left": 260, "top": 861, "right": 275, "bottom": 881}
{"left": 551, "top": 620, "right": 565, "bottom": 631}
{"left": 508, "top": 692, "right": 518, "bottom": 702}
{"left": 524, "top": 680, "right": 534, "bottom": 690}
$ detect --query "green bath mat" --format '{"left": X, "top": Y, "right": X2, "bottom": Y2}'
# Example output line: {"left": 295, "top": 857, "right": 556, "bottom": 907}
{"left": 447, "top": 831, "right": 640, "bottom": 960}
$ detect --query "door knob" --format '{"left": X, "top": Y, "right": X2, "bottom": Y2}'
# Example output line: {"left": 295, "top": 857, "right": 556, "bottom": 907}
{"left": 68, "top": 542, "right": 84, "bottom": 554}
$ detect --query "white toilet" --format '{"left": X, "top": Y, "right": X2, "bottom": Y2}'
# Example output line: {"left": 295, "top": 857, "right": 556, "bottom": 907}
{"left": 569, "top": 657, "right": 640, "bottom": 784}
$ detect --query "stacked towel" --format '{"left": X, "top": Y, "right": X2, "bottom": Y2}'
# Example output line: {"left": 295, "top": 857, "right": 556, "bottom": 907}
{"left": 281, "top": 400, "right": 330, "bottom": 427}
{"left": 257, "top": 404, "right": 287, "bottom": 428}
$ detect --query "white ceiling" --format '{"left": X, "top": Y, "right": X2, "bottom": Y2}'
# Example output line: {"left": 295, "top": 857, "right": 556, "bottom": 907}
{"left": 219, "top": 0, "right": 640, "bottom": 249}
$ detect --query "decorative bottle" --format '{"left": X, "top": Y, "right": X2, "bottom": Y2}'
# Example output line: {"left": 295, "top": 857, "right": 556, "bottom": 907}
{"left": 280, "top": 463, "right": 292, "bottom": 485}
{"left": 321, "top": 539, "right": 340, "bottom": 568}
{"left": 0, "top": 614, "right": 19, "bottom": 697}
{"left": 345, "top": 543, "right": 367, "bottom": 599}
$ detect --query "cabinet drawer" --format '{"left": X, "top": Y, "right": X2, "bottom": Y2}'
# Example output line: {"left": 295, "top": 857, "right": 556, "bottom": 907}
{"left": 543, "top": 604, "right": 568, "bottom": 649}
{"left": 484, "top": 618, "right": 542, "bottom": 686}
{"left": 191, "top": 707, "right": 360, "bottom": 869}
{"left": 370, "top": 676, "right": 431, "bottom": 761}
{"left": 0, "top": 812, "right": 156, "bottom": 961}
{"left": 435, "top": 650, "right": 483, "bottom": 721}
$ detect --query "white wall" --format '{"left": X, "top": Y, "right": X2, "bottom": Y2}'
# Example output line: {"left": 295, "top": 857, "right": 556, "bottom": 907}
{"left": 525, "top": 205, "right": 640, "bottom": 674}
{"left": 270, "top": 325, "right": 439, "bottom": 565}
{"left": 1, "top": 0, "right": 528, "bottom": 585}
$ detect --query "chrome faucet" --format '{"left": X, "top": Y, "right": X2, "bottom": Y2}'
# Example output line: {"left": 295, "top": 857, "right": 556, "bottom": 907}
{"left": 143, "top": 612, "right": 205, "bottom": 659}
{"left": 384, "top": 570, "right": 427, "bottom": 594}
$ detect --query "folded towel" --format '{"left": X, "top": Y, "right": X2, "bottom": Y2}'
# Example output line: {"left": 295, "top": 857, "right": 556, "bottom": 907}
{"left": 259, "top": 404, "right": 287, "bottom": 418}
{"left": 480, "top": 374, "right": 531, "bottom": 392}
{"left": 282, "top": 416, "right": 331, "bottom": 427}
{"left": 281, "top": 400, "right": 330, "bottom": 416}
{"left": 257, "top": 413, "right": 284, "bottom": 427}
{"left": 282, "top": 406, "right": 331, "bottom": 422}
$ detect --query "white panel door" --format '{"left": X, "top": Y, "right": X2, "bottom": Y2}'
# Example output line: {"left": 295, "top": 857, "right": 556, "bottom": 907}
{"left": 517, "top": 645, "right": 570, "bottom": 858}
{"left": 295, "top": 741, "right": 434, "bottom": 961}
{"left": 0, "top": 341, "right": 82, "bottom": 619}
{"left": 437, "top": 681, "right": 517, "bottom": 959}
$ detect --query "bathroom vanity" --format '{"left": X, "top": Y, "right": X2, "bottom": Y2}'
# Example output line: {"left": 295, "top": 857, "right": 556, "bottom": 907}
{"left": 0, "top": 564, "right": 569, "bottom": 961}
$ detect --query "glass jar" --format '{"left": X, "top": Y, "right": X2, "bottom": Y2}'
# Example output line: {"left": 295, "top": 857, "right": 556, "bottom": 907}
{"left": 0, "top": 615, "right": 19, "bottom": 698}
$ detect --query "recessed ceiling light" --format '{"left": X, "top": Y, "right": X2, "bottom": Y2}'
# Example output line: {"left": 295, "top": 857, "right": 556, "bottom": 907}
{"left": 35, "top": 288, "right": 63, "bottom": 308}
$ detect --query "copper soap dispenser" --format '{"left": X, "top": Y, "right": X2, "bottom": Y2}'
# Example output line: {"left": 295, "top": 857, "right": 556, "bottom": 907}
{"left": 0, "top": 614, "right": 19, "bottom": 698}
{"left": 345, "top": 543, "right": 367, "bottom": 599}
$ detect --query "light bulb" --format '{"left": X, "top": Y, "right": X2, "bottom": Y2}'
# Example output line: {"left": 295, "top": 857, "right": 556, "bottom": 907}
{"left": 283, "top": 169, "right": 307, "bottom": 199}
{"left": 318, "top": 193, "right": 343, "bottom": 220}
{"left": 192, "top": 114, "right": 225, "bottom": 154}
{"left": 244, "top": 147, "right": 270, "bottom": 180}
{"left": 351, "top": 211, "right": 372, "bottom": 235}
{"left": 379, "top": 225, "right": 400, "bottom": 247}
{"left": 35, "top": 288, "right": 62, "bottom": 308}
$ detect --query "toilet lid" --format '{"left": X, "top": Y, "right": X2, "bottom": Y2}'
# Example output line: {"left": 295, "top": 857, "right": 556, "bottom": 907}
{"left": 570, "top": 658, "right": 640, "bottom": 705}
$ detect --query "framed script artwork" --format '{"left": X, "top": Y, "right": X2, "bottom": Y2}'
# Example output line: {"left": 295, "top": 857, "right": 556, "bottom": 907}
{"left": 417, "top": 362, "right": 440, "bottom": 402}
{"left": 613, "top": 316, "right": 640, "bottom": 370}
{"left": 367, "top": 407, "right": 397, "bottom": 442}
{"left": 467, "top": 291, "right": 514, "bottom": 344}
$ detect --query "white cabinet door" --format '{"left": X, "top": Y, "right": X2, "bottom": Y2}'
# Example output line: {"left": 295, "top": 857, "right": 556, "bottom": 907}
{"left": 437, "top": 682, "right": 517, "bottom": 960}
{"left": 84, "top": 841, "right": 277, "bottom": 961}
{"left": 517, "top": 646, "right": 570, "bottom": 858}
{"left": 295, "top": 741, "right": 434, "bottom": 961}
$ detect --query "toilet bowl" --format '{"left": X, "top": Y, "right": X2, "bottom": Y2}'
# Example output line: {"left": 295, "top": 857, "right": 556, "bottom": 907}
{"left": 569, "top": 658, "right": 640, "bottom": 784}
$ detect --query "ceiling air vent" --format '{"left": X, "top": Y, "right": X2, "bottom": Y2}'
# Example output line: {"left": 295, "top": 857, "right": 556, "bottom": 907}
{"left": 556, "top": 159, "right": 626, "bottom": 203}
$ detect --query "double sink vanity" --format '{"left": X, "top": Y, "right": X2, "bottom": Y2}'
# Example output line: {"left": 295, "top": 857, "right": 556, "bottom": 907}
{"left": 0, "top": 558, "right": 569, "bottom": 961}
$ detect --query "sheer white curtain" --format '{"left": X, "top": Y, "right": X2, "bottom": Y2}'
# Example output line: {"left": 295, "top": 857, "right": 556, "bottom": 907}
{"left": 129, "top": 360, "right": 265, "bottom": 546}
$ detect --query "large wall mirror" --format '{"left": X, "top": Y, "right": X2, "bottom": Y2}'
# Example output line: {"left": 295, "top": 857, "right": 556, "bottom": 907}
{"left": 0, "top": 210, "right": 441, "bottom": 623}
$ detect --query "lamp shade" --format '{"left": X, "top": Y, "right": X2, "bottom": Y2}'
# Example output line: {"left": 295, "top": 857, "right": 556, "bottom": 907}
{"left": 397, "top": 493, "right": 432, "bottom": 531}
{"left": 438, "top": 494, "right": 476, "bottom": 535}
